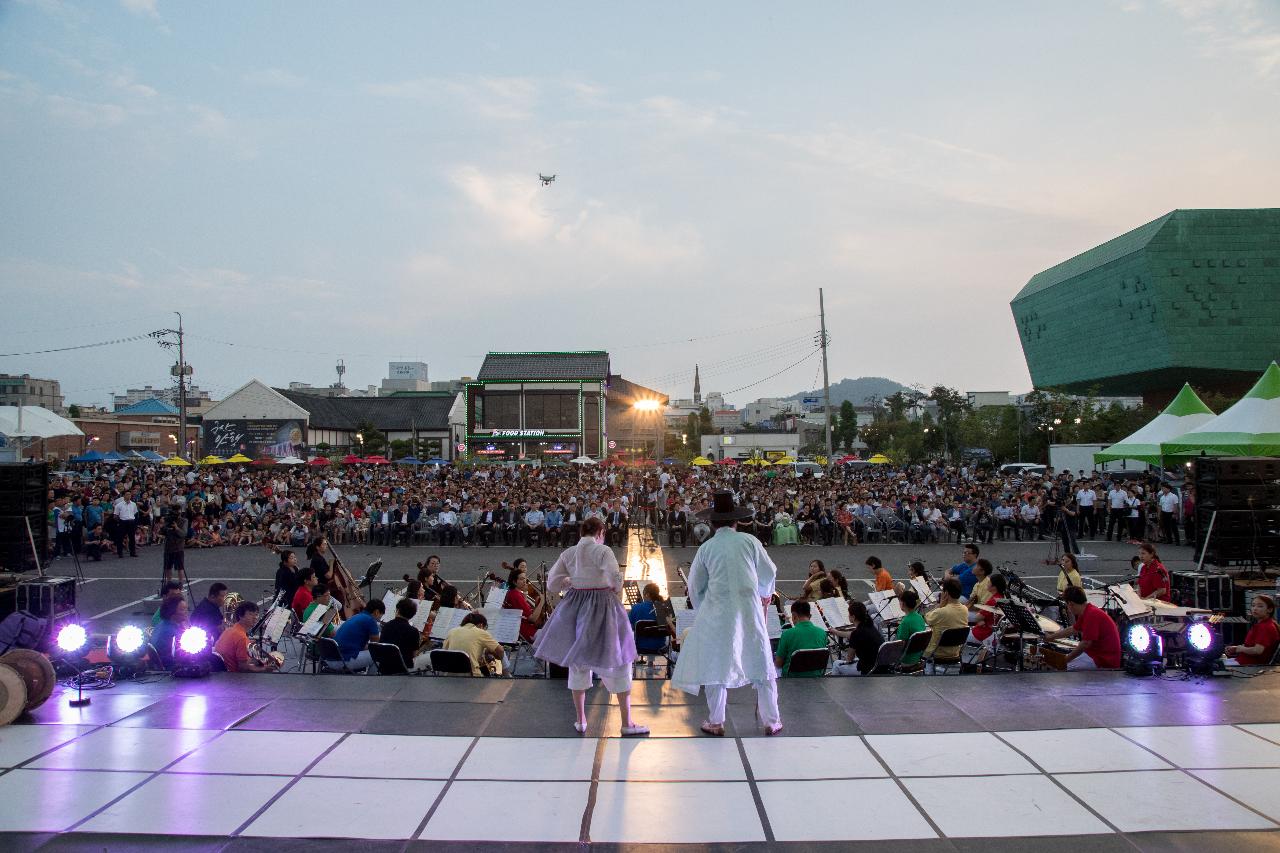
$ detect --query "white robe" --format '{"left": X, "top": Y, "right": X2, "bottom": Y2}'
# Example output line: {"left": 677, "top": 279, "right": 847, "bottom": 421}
{"left": 672, "top": 525, "right": 778, "bottom": 693}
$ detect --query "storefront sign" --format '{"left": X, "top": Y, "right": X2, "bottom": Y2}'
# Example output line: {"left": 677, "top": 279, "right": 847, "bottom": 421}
{"left": 492, "top": 429, "right": 547, "bottom": 437}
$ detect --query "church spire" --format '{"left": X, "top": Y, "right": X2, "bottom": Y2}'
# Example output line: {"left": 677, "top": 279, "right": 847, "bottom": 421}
{"left": 693, "top": 363, "right": 701, "bottom": 405}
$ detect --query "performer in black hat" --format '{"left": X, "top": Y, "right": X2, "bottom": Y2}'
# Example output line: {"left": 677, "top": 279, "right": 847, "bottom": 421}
{"left": 671, "top": 490, "right": 783, "bottom": 736}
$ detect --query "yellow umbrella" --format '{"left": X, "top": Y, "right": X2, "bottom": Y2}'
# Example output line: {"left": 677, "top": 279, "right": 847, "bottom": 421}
{"left": 867, "top": 453, "right": 891, "bottom": 464}
{"left": 742, "top": 457, "right": 768, "bottom": 466}
{"left": 691, "top": 456, "right": 713, "bottom": 466}
{"left": 162, "top": 456, "right": 191, "bottom": 466}
{"left": 226, "top": 453, "right": 253, "bottom": 463}
{"left": 198, "top": 455, "right": 226, "bottom": 465}
{"left": 772, "top": 456, "right": 796, "bottom": 465}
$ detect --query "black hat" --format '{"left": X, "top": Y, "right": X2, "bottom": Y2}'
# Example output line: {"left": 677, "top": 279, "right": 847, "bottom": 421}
{"left": 696, "top": 490, "right": 754, "bottom": 522}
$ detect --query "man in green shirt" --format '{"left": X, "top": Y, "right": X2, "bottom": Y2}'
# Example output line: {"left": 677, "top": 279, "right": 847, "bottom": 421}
{"left": 774, "top": 600, "right": 829, "bottom": 677}
{"left": 894, "top": 588, "right": 929, "bottom": 666}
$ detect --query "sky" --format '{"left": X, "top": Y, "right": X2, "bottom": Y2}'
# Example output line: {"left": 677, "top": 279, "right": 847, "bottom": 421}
{"left": 1, "top": 0, "right": 1278, "bottom": 410}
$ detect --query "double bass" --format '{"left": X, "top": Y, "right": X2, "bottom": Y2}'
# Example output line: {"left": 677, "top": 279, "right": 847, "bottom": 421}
{"left": 327, "top": 541, "right": 366, "bottom": 618}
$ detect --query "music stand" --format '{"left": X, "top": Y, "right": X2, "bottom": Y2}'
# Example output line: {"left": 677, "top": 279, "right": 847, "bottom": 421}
{"left": 998, "top": 598, "right": 1045, "bottom": 672}
{"left": 357, "top": 559, "right": 383, "bottom": 600}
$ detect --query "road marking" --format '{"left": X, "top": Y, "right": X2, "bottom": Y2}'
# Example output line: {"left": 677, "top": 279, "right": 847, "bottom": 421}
{"left": 87, "top": 579, "right": 203, "bottom": 621}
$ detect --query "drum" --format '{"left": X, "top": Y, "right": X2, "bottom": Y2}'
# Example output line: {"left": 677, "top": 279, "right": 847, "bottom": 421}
{"left": 692, "top": 521, "right": 711, "bottom": 544}
{"left": 0, "top": 663, "right": 28, "bottom": 726}
{"left": 1036, "top": 644, "right": 1070, "bottom": 671}
{"left": 0, "top": 649, "right": 57, "bottom": 711}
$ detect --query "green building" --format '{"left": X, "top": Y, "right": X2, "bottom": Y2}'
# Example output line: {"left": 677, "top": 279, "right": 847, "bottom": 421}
{"left": 1011, "top": 209, "right": 1280, "bottom": 404}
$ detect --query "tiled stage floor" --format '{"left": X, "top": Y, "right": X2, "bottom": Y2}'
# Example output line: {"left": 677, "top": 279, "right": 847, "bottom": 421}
{"left": 4, "top": 671, "right": 1280, "bottom": 851}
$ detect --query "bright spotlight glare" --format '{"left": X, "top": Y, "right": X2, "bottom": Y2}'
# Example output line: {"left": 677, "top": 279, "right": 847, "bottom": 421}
{"left": 632, "top": 399, "right": 662, "bottom": 412}
{"left": 115, "top": 625, "right": 145, "bottom": 655}
{"left": 1127, "top": 624, "right": 1152, "bottom": 654}
{"left": 57, "top": 624, "right": 87, "bottom": 653}
{"left": 178, "top": 626, "right": 209, "bottom": 655}
{"left": 1188, "top": 623, "right": 1213, "bottom": 652}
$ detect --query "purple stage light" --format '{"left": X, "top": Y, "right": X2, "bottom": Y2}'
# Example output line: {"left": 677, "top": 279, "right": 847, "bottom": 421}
{"left": 56, "top": 624, "right": 87, "bottom": 653}
{"left": 178, "top": 626, "right": 209, "bottom": 655}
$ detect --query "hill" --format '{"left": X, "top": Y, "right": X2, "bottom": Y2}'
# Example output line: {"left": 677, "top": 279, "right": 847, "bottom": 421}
{"left": 783, "top": 376, "right": 908, "bottom": 407}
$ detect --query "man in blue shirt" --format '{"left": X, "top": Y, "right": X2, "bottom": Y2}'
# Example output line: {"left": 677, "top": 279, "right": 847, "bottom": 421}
{"left": 629, "top": 583, "right": 669, "bottom": 654}
{"left": 544, "top": 505, "right": 564, "bottom": 547}
{"left": 333, "top": 599, "right": 385, "bottom": 672}
{"left": 947, "top": 543, "right": 981, "bottom": 602}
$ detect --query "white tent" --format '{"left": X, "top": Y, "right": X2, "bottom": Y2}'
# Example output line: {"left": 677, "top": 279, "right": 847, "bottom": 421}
{"left": 1164, "top": 362, "right": 1280, "bottom": 457}
{"left": 276, "top": 456, "right": 306, "bottom": 465}
{"left": 570, "top": 455, "right": 597, "bottom": 465}
{"left": 0, "top": 406, "right": 84, "bottom": 440}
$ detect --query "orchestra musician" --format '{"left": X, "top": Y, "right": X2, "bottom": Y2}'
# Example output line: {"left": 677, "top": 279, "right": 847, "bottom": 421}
{"left": 1042, "top": 586, "right": 1122, "bottom": 670}
{"left": 274, "top": 549, "right": 300, "bottom": 606}
{"left": 415, "top": 555, "right": 447, "bottom": 600}
{"left": 381, "top": 597, "right": 429, "bottom": 671}
{"left": 213, "top": 601, "right": 280, "bottom": 673}
{"left": 866, "top": 556, "right": 893, "bottom": 592}
{"left": 1226, "top": 594, "right": 1280, "bottom": 666}
{"left": 962, "top": 572, "right": 1007, "bottom": 669}
{"left": 190, "top": 582, "right": 227, "bottom": 642}
{"left": 924, "top": 578, "right": 969, "bottom": 672}
{"left": 1136, "top": 542, "right": 1171, "bottom": 602}
{"left": 444, "top": 612, "right": 506, "bottom": 676}
{"left": 629, "top": 582, "right": 671, "bottom": 656}
{"left": 895, "top": 589, "right": 928, "bottom": 668}
{"left": 503, "top": 561, "right": 547, "bottom": 644}
{"left": 894, "top": 560, "right": 933, "bottom": 601}
{"left": 533, "top": 516, "right": 648, "bottom": 736}
{"left": 774, "top": 600, "right": 828, "bottom": 677}
{"left": 801, "top": 559, "right": 827, "bottom": 599}
{"left": 301, "top": 584, "right": 339, "bottom": 638}
{"left": 834, "top": 601, "right": 882, "bottom": 676}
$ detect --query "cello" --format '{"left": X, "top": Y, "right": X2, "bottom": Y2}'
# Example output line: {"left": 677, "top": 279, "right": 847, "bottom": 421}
{"left": 327, "top": 540, "right": 366, "bottom": 618}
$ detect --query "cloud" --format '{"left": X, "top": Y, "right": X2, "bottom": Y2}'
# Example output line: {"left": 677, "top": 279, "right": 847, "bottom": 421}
{"left": 44, "top": 93, "right": 128, "bottom": 127}
{"left": 449, "top": 166, "right": 555, "bottom": 243}
{"left": 1163, "top": 0, "right": 1280, "bottom": 78}
{"left": 366, "top": 75, "right": 538, "bottom": 120}
{"left": 242, "top": 67, "right": 307, "bottom": 89}
{"left": 119, "top": 0, "right": 160, "bottom": 19}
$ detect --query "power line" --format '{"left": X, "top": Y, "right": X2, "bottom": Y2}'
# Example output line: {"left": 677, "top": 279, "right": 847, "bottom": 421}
{"left": 184, "top": 333, "right": 384, "bottom": 359}
{"left": 0, "top": 334, "right": 152, "bottom": 357}
{"left": 639, "top": 335, "right": 816, "bottom": 387}
{"left": 721, "top": 347, "right": 823, "bottom": 396}
{"left": 608, "top": 315, "right": 820, "bottom": 351}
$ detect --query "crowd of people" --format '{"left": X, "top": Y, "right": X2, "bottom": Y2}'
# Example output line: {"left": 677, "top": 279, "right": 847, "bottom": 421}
{"left": 40, "top": 458, "right": 1191, "bottom": 569}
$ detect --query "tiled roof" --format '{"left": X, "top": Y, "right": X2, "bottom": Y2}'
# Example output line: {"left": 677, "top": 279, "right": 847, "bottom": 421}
{"left": 276, "top": 390, "right": 453, "bottom": 431}
{"left": 477, "top": 352, "right": 610, "bottom": 381}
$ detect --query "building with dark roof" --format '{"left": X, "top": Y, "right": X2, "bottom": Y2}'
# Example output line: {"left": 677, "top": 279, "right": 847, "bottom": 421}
{"left": 465, "top": 352, "right": 612, "bottom": 461}
{"left": 1011, "top": 209, "right": 1280, "bottom": 405}
{"left": 277, "top": 389, "right": 454, "bottom": 458}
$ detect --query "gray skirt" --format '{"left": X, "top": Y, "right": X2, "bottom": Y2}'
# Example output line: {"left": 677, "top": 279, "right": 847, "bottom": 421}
{"left": 533, "top": 588, "right": 637, "bottom": 672}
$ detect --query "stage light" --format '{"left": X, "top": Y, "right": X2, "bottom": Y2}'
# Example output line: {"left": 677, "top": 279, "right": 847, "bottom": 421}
{"left": 1183, "top": 621, "right": 1225, "bottom": 676}
{"left": 1127, "top": 624, "right": 1153, "bottom": 654}
{"left": 114, "top": 625, "right": 145, "bottom": 655}
{"left": 1123, "top": 623, "right": 1163, "bottom": 676}
{"left": 56, "top": 624, "right": 87, "bottom": 653}
{"left": 178, "top": 626, "right": 209, "bottom": 655}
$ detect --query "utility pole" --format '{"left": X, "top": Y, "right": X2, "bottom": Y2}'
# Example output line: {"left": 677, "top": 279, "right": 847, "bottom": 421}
{"left": 151, "top": 312, "right": 190, "bottom": 459}
{"left": 818, "top": 288, "right": 833, "bottom": 469}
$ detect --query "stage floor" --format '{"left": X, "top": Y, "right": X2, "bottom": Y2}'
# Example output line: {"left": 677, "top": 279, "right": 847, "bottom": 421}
{"left": 4, "top": 669, "right": 1280, "bottom": 851}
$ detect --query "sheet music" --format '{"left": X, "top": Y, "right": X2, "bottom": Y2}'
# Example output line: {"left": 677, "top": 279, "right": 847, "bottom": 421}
{"left": 867, "top": 590, "right": 904, "bottom": 623}
{"left": 409, "top": 603, "right": 432, "bottom": 631}
{"left": 766, "top": 610, "right": 785, "bottom": 639}
{"left": 911, "top": 577, "right": 939, "bottom": 606}
{"left": 481, "top": 607, "right": 523, "bottom": 645}
{"left": 675, "top": 608, "right": 698, "bottom": 637}
{"left": 264, "top": 606, "right": 292, "bottom": 643}
{"left": 1111, "top": 583, "right": 1153, "bottom": 618}
{"left": 816, "top": 597, "right": 850, "bottom": 629}
{"left": 429, "top": 607, "right": 467, "bottom": 640}
{"left": 484, "top": 585, "right": 507, "bottom": 609}
{"left": 381, "top": 590, "right": 400, "bottom": 622}
{"left": 669, "top": 596, "right": 689, "bottom": 611}
{"left": 1085, "top": 589, "right": 1109, "bottom": 608}
{"left": 299, "top": 602, "right": 333, "bottom": 638}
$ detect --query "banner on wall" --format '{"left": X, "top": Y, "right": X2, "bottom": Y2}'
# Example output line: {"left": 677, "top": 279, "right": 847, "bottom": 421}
{"left": 205, "top": 419, "right": 305, "bottom": 458}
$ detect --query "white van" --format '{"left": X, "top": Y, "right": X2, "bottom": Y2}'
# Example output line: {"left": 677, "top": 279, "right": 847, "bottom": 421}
{"left": 787, "top": 461, "right": 825, "bottom": 478}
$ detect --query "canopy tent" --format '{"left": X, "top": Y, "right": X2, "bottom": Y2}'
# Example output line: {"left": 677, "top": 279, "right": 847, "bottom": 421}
{"left": 71, "top": 449, "right": 105, "bottom": 463}
{"left": 425, "top": 457, "right": 448, "bottom": 465}
{"left": 397, "top": 456, "right": 422, "bottom": 465}
{"left": 1094, "top": 383, "right": 1216, "bottom": 464}
{"left": 161, "top": 456, "right": 191, "bottom": 467}
{"left": 103, "top": 451, "right": 125, "bottom": 462}
{"left": 867, "top": 453, "right": 892, "bottom": 465}
{"left": 362, "top": 454, "right": 390, "bottom": 465}
{"left": 277, "top": 456, "right": 306, "bottom": 465}
{"left": 225, "top": 453, "right": 253, "bottom": 464}
{"left": 0, "top": 406, "right": 84, "bottom": 440}
{"left": 123, "top": 450, "right": 148, "bottom": 461}
{"left": 198, "top": 455, "right": 226, "bottom": 465}
{"left": 141, "top": 450, "right": 166, "bottom": 462}
{"left": 570, "top": 456, "right": 597, "bottom": 465}
{"left": 691, "top": 456, "right": 713, "bottom": 466}
{"left": 1164, "top": 362, "right": 1280, "bottom": 457}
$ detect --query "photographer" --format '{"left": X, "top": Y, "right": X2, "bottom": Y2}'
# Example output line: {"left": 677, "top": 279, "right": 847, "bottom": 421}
{"left": 161, "top": 507, "right": 188, "bottom": 596}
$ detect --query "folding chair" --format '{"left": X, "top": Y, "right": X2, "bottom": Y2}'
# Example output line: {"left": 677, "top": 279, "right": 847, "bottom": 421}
{"left": 369, "top": 641, "right": 412, "bottom": 675}
{"left": 632, "top": 619, "right": 673, "bottom": 678}
{"left": 209, "top": 649, "right": 228, "bottom": 672}
{"left": 870, "top": 639, "right": 905, "bottom": 674}
{"left": 429, "top": 648, "right": 478, "bottom": 676}
{"left": 897, "top": 629, "right": 933, "bottom": 674}
{"left": 925, "top": 626, "right": 972, "bottom": 675}
{"left": 786, "top": 647, "right": 830, "bottom": 676}
{"left": 316, "top": 637, "right": 356, "bottom": 674}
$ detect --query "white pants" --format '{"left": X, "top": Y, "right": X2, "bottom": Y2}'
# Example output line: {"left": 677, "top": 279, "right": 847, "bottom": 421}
{"left": 705, "top": 681, "right": 780, "bottom": 727}
{"left": 1066, "top": 653, "right": 1097, "bottom": 671}
{"left": 568, "top": 664, "right": 632, "bottom": 693}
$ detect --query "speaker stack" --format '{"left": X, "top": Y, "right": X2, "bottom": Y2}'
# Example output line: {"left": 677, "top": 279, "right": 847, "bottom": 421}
{"left": 1195, "top": 457, "right": 1280, "bottom": 566}
{"left": 0, "top": 463, "right": 47, "bottom": 574}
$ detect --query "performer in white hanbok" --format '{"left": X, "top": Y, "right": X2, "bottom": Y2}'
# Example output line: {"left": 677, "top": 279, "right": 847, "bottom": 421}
{"left": 672, "top": 490, "right": 783, "bottom": 736}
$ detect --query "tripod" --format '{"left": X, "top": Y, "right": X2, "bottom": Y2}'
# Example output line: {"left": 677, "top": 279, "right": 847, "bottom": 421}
{"left": 1043, "top": 512, "right": 1079, "bottom": 565}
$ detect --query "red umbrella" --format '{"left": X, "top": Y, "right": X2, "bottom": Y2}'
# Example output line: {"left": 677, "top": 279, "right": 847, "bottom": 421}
{"left": 252, "top": 457, "right": 277, "bottom": 467}
{"left": 838, "top": 454, "right": 860, "bottom": 463}
{"left": 716, "top": 457, "right": 738, "bottom": 465}
{"left": 308, "top": 457, "right": 332, "bottom": 466}
{"left": 341, "top": 454, "right": 365, "bottom": 464}
{"left": 363, "top": 454, "right": 390, "bottom": 465}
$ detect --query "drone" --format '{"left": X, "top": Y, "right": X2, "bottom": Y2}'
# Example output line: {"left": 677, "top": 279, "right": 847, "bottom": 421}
{"left": 538, "top": 173, "right": 556, "bottom": 186}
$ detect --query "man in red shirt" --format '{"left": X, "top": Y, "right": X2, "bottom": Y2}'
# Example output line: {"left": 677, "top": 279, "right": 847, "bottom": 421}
{"left": 1136, "top": 542, "right": 1171, "bottom": 602}
{"left": 1044, "top": 586, "right": 1121, "bottom": 670}
{"left": 1227, "top": 594, "right": 1280, "bottom": 666}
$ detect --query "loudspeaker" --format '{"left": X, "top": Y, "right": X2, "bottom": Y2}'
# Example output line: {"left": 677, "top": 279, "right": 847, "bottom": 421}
{"left": 1170, "top": 571, "right": 1234, "bottom": 610}
{"left": 1197, "top": 483, "right": 1280, "bottom": 512}
{"left": 0, "top": 514, "right": 47, "bottom": 573}
{"left": 0, "top": 463, "right": 47, "bottom": 517}
{"left": 1195, "top": 457, "right": 1280, "bottom": 486}
{"left": 16, "top": 576, "right": 76, "bottom": 620}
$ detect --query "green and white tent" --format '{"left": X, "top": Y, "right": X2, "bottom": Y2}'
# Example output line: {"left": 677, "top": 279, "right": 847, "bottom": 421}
{"left": 1163, "top": 362, "right": 1280, "bottom": 458}
{"left": 1093, "top": 383, "right": 1216, "bottom": 465}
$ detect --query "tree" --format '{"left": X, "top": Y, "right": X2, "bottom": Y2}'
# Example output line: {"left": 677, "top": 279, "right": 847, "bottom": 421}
{"left": 685, "top": 412, "right": 701, "bottom": 448}
{"left": 928, "top": 385, "right": 971, "bottom": 460}
{"left": 837, "top": 400, "right": 857, "bottom": 451}
{"left": 315, "top": 441, "right": 332, "bottom": 456}
{"left": 353, "top": 419, "right": 386, "bottom": 455}
{"left": 389, "top": 439, "right": 413, "bottom": 459}
{"left": 698, "top": 406, "right": 714, "bottom": 435}
{"left": 68, "top": 404, "right": 81, "bottom": 418}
